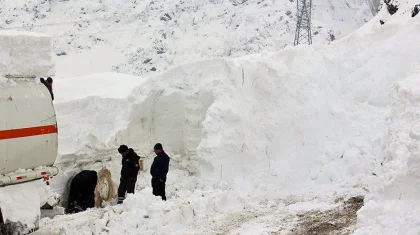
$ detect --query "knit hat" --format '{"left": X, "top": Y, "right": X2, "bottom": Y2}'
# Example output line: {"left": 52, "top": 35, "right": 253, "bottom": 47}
{"left": 118, "top": 145, "right": 129, "bottom": 153}
{"left": 154, "top": 143, "right": 163, "bottom": 150}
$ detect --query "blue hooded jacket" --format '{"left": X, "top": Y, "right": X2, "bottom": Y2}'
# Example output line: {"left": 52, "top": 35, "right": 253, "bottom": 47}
{"left": 150, "top": 151, "right": 170, "bottom": 179}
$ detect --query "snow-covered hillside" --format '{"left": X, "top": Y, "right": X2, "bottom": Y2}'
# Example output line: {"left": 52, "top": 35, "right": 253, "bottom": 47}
{"left": 0, "top": 0, "right": 375, "bottom": 77}
{"left": 26, "top": 1, "right": 420, "bottom": 233}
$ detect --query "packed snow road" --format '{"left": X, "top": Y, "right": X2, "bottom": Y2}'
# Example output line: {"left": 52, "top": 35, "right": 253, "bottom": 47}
{"left": 33, "top": 191, "right": 364, "bottom": 235}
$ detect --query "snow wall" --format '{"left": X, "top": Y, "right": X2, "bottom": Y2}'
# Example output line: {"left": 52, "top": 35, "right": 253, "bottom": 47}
{"left": 54, "top": 5, "right": 419, "bottom": 196}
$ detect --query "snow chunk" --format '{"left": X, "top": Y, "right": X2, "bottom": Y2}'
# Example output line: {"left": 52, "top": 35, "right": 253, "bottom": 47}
{"left": 0, "top": 180, "right": 52, "bottom": 234}
{"left": 0, "top": 30, "right": 55, "bottom": 77}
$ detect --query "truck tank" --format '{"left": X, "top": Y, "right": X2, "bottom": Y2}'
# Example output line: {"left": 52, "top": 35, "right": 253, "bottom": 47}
{"left": 0, "top": 75, "right": 58, "bottom": 175}
{"left": 0, "top": 30, "right": 59, "bottom": 235}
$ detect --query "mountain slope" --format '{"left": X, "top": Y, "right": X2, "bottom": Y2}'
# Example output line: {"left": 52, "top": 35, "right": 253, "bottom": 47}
{"left": 0, "top": 0, "right": 374, "bottom": 77}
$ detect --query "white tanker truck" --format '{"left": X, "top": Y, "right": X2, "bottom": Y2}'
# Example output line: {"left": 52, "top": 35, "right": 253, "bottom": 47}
{"left": 0, "top": 31, "right": 60, "bottom": 234}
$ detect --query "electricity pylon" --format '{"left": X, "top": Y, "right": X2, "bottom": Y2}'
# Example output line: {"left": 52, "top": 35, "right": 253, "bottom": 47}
{"left": 294, "top": 0, "right": 313, "bottom": 45}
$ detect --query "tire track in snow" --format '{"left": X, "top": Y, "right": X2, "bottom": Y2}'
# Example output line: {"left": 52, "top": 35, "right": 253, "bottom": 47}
{"left": 178, "top": 196, "right": 364, "bottom": 235}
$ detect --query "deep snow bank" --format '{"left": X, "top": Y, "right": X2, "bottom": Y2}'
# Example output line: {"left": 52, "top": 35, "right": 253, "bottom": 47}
{"left": 350, "top": 3, "right": 420, "bottom": 234}
{"left": 354, "top": 71, "right": 420, "bottom": 235}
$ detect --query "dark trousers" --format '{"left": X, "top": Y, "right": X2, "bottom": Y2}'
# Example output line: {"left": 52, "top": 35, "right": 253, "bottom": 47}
{"left": 118, "top": 177, "right": 137, "bottom": 204}
{"left": 152, "top": 178, "right": 166, "bottom": 201}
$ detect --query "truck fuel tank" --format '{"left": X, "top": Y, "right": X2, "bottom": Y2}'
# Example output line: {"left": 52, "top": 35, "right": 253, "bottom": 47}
{"left": 0, "top": 75, "right": 58, "bottom": 175}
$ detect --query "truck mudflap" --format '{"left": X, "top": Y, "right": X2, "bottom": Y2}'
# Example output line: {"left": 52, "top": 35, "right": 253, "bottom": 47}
{"left": 0, "top": 166, "right": 59, "bottom": 187}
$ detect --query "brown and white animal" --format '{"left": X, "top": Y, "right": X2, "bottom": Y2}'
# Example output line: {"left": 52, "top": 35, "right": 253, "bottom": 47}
{"left": 94, "top": 169, "right": 117, "bottom": 207}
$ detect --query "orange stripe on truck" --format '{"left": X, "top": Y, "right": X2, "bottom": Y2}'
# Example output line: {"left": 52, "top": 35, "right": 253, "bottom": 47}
{"left": 0, "top": 125, "right": 57, "bottom": 140}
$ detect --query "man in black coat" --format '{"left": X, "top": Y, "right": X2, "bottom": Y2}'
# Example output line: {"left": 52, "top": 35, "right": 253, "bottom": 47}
{"left": 150, "top": 143, "right": 170, "bottom": 201}
{"left": 67, "top": 170, "right": 98, "bottom": 213}
{"left": 117, "top": 145, "right": 140, "bottom": 204}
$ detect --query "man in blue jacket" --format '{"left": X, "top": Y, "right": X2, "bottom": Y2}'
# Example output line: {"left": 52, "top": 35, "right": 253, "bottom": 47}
{"left": 150, "top": 143, "right": 170, "bottom": 201}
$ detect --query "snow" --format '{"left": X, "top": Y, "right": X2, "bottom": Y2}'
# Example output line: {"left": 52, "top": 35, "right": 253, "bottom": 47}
{"left": 54, "top": 72, "right": 148, "bottom": 103}
{"left": 1, "top": 0, "right": 420, "bottom": 234}
{"left": 0, "top": 180, "right": 56, "bottom": 234}
{"left": 55, "top": 44, "right": 125, "bottom": 79}
{"left": 27, "top": 4, "right": 420, "bottom": 233}
{"left": 0, "top": 30, "right": 55, "bottom": 77}
{"left": 0, "top": 76, "right": 8, "bottom": 84}
{"left": 0, "top": 0, "right": 374, "bottom": 77}
{"left": 351, "top": 3, "right": 420, "bottom": 234}
{"left": 0, "top": 30, "right": 47, "bottom": 37}
{"left": 353, "top": 73, "right": 420, "bottom": 234}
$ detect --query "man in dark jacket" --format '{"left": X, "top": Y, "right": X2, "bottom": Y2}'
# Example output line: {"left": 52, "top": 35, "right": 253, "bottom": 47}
{"left": 150, "top": 143, "right": 170, "bottom": 201}
{"left": 117, "top": 145, "right": 140, "bottom": 204}
{"left": 40, "top": 77, "right": 54, "bottom": 100}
